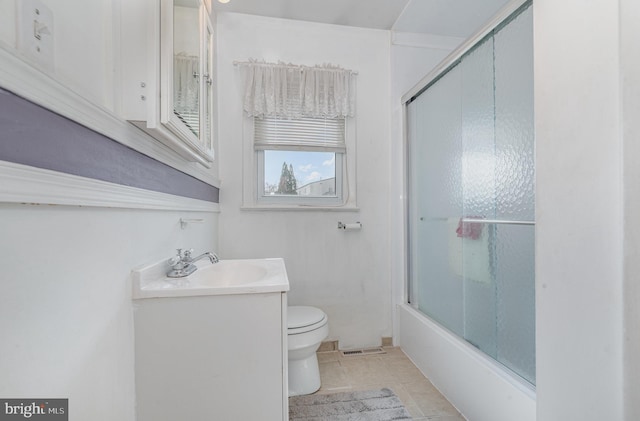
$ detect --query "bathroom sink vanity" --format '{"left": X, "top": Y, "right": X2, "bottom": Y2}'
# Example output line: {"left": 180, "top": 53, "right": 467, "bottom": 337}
{"left": 132, "top": 258, "right": 289, "bottom": 421}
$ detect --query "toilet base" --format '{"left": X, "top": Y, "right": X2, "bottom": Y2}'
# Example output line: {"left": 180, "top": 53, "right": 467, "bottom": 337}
{"left": 288, "top": 353, "right": 321, "bottom": 397}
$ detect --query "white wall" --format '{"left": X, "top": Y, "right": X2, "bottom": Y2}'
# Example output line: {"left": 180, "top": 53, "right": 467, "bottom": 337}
{"left": 0, "top": 0, "right": 114, "bottom": 108}
{"left": 0, "top": 0, "right": 16, "bottom": 49}
{"left": 535, "top": 1, "right": 626, "bottom": 419}
{"left": 216, "top": 12, "right": 391, "bottom": 349}
{"left": 0, "top": 202, "right": 218, "bottom": 421}
{"left": 0, "top": 2, "right": 221, "bottom": 420}
{"left": 622, "top": 0, "right": 640, "bottom": 418}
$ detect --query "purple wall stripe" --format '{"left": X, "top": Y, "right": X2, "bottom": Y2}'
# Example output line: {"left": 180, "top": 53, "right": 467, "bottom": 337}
{"left": 0, "top": 88, "right": 219, "bottom": 203}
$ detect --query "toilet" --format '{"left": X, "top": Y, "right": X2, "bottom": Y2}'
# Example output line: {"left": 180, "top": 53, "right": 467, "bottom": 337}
{"left": 287, "top": 306, "right": 329, "bottom": 397}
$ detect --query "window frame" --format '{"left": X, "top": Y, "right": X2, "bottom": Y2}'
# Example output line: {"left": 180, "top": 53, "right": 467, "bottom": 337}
{"left": 256, "top": 148, "right": 344, "bottom": 206}
{"left": 241, "top": 116, "right": 358, "bottom": 211}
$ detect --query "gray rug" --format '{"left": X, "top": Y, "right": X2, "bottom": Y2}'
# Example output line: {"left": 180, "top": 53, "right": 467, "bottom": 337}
{"left": 289, "top": 388, "right": 413, "bottom": 420}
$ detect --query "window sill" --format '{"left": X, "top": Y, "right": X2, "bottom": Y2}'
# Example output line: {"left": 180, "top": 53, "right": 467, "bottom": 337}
{"left": 240, "top": 205, "right": 359, "bottom": 212}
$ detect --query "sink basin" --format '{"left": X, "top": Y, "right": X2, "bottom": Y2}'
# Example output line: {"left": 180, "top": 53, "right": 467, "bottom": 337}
{"left": 132, "top": 258, "right": 290, "bottom": 299}
{"left": 189, "top": 259, "right": 268, "bottom": 287}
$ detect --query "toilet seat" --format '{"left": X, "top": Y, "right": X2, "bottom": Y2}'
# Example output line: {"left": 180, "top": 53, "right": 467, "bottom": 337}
{"left": 288, "top": 306, "right": 327, "bottom": 335}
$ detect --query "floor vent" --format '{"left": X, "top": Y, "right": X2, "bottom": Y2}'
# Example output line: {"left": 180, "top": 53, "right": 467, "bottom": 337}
{"left": 340, "top": 347, "right": 386, "bottom": 357}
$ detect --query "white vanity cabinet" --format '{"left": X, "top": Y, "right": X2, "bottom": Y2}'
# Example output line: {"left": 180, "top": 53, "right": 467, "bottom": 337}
{"left": 134, "top": 292, "right": 288, "bottom": 421}
{"left": 119, "top": 0, "right": 216, "bottom": 166}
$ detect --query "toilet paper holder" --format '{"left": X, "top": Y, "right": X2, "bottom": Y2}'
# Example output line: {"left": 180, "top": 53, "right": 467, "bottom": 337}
{"left": 337, "top": 221, "right": 362, "bottom": 230}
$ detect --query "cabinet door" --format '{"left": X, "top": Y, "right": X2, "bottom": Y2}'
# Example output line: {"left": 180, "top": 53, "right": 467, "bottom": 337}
{"left": 135, "top": 293, "right": 285, "bottom": 421}
{"left": 201, "top": 12, "right": 214, "bottom": 156}
{"left": 159, "top": 0, "right": 214, "bottom": 163}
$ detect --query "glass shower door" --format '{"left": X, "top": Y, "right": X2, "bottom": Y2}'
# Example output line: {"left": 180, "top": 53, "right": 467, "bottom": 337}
{"left": 407, "top": 3, "right": 534, "bottom": 385}
{"left": 492, "top": 6, "right": 535, "bottom": 383}
{"left": 409, "top": 66, "right": 464, "bottom": 338}
{"left": 460, "top": 35, "right": 497, "bottom": 359}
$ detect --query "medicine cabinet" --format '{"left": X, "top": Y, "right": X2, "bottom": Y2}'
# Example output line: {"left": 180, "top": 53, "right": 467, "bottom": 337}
{"left": 119, "top": 0, "right": 216, "bottom": 167}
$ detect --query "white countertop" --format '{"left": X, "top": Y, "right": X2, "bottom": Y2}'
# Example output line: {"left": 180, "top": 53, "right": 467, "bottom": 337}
{"left": 132, "top": 257, "right": 290, "bottom": 299}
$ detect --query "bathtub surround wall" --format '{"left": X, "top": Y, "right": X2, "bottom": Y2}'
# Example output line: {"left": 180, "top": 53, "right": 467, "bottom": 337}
{"left": 216, "top": 13, "right": 391, "bottom": 349}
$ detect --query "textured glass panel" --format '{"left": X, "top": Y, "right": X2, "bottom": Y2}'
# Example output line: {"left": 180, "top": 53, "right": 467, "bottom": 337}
{"left": 495, "top": 224, "right": 536, "bottom": 384}
{"left": 460, "top": 38, "right": 497, "bottom": 357}
{"left": 407, "top": 2, "right": 535, "bottom": 387}
{"left": 494, "top": 5, "right": 535, "bottom": 384}
{"left": 494, "top": 6, "right": 535, "bottom": 221}
{"left": 461, "top": 37, "right": 497, "bottom": 219}
{"left": 410, "top": 66, "right": 464, "bottom": 336}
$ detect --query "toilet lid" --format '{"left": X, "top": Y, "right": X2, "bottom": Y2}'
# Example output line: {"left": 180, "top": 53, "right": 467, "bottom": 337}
{"left": 288, "top": 306, "right": 326, "bottom": 329}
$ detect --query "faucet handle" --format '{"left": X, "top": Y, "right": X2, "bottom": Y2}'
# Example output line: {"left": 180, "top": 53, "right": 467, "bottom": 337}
{"left": 170, "top": 248, "right": 184, "bottom": 264}
{"left": 184, "top": 249, "right": 194, "bottom": 260}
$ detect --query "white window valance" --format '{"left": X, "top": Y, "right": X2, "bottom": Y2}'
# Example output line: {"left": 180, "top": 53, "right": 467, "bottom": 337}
{"left": 237, "top": 60, "right": 357, "bottom": 119}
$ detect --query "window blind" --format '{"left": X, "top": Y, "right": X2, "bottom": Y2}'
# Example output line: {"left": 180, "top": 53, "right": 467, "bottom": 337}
{"left": 254, "top": 117, "right": 346, "bottom": 152}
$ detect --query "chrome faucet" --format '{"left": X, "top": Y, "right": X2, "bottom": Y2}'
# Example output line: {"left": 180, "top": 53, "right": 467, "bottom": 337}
{"left": 167, "top": 248, "right": 219, "bottom": 278}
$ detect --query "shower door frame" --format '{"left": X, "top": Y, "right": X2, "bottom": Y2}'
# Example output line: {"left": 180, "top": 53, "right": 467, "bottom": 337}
{"left": 401, "top": 0, "right": 532, "bottom": 106}
{"left": 400, "top": 0, "right": 535, "bottom": 386}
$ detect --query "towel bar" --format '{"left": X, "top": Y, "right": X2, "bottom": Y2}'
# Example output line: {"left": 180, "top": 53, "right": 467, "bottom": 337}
{"left": 461, "top": 218, "right": 535, "bottom": 226}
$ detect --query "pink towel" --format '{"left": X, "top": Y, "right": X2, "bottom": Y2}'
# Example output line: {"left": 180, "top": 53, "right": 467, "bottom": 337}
{"left": 456, "top": 217, "right": 483, "bottom": 240}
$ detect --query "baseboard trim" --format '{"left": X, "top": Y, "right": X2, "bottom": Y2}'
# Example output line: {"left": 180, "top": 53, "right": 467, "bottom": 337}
{"left": 318, "top": 341, "right": 339, "bottom": 352}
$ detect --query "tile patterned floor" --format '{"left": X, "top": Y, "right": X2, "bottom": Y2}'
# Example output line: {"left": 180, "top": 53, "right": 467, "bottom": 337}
{"left": 315, "top": 347, "right": 465, "bottom": 421}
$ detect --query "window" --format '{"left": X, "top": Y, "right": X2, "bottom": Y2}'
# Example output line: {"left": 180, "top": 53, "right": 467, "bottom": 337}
{"left": 255, "top": 116, "right": 345, "bottom": 205}
{"left": 238, "top": 60, "right": 357, "bottom": 209}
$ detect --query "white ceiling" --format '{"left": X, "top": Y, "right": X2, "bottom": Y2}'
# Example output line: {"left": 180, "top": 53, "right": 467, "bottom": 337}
{"left": 212, "top": 0, "right": 410, "bottom": 31}
{"left": 393, "top": 0, "right": 512, "bottom": 37}
{"left": 212, "top": 0, "right": 512, "bottom": 38}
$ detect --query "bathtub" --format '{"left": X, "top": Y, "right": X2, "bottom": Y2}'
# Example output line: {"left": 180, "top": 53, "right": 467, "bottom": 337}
{"left": 397, "top": 303, "right": 536, "bottom": 421}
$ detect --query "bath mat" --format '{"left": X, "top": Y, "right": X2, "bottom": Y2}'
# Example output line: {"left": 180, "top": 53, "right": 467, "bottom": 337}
{"left": 289, "top": 388, "right": 412, "bottom": 420}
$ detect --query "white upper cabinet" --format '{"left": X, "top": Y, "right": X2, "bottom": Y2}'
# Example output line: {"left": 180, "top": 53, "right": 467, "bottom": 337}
{"left": 119, "top": 0, "right": 216, "bottom": 167}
